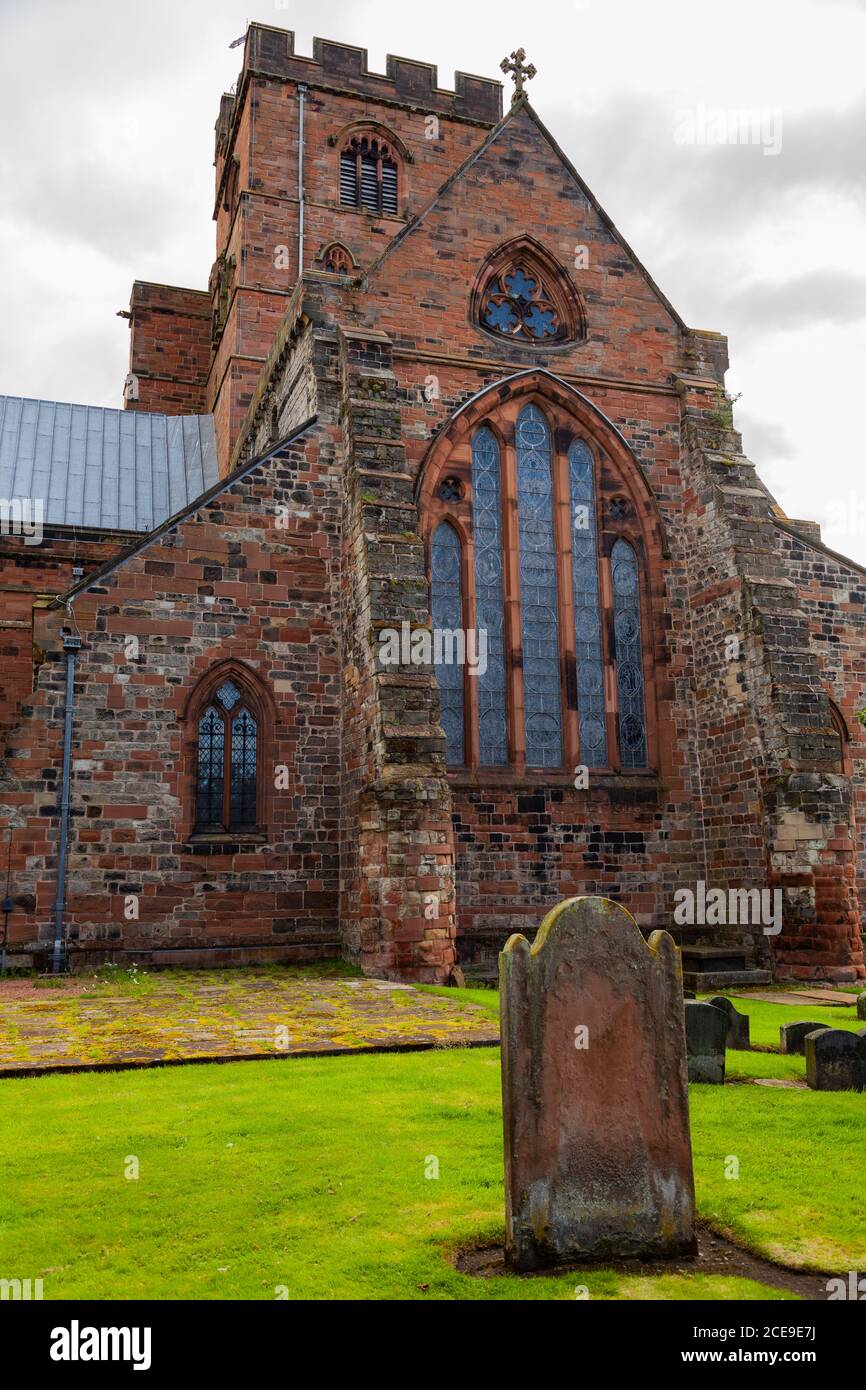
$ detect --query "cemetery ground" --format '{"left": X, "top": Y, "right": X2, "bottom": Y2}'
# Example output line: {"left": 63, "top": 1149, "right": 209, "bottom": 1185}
{"left": 0, "top": 966, "right": 864, "bottom": 1300}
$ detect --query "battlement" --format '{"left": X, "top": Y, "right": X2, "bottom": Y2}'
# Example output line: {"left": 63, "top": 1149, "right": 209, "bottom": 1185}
{"left": 238, "top": 24, "right": 503, "bottom": 124}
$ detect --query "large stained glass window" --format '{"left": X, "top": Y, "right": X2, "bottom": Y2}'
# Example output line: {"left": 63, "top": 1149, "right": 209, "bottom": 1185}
{"left": 430, "top": 521, "right": 465, "bottom": 765}
{"left": 516, "top": 405, "right": 563, "bottom": 767}
{"left": 426, "top": 397, "right": 652, "bottom": 775}
{"left": 471, "top": 428, "right": 508, "bottom": 765}
{"left": 194, "top": 679, "right": 260, "bottom": 831}
{"left": 568, "top": 440, "right": 607, "bottom": 767}
{"left": 612, "top": 539, "right": 648, "bottom": 769}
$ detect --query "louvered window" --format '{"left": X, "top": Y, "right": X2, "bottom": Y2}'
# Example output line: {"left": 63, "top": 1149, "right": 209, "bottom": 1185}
{"left": 339, "top": 136, "right": 398, "bottom": 214}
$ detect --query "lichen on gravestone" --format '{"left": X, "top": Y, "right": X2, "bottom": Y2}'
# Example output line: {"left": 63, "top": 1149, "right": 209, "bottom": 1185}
{"left": 499, "top": 896, "right": 696, "bottom": 1272}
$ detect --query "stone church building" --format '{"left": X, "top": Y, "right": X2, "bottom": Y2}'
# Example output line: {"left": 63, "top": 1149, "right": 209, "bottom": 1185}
{"left": 1, "top": 24, "right": 864, "bottom": 987}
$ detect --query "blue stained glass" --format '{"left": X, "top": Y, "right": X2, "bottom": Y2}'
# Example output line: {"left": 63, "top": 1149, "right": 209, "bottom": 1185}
{"left": 472, "top": 428, "right": 508, "bottom": 766}
{"left": 503, "top": 268, "right": 538, "bottom": 301}
{"left": 523, "top": 304, "right": 558, "bottom": 338}
{"left": 568, "top": 440, "right": 607, "bottom": 767}
{"left": 431, "top": 521, "right": 465, "bottom": 764}
{"left": 611, "top": 539, "right": 648, "bottom": 768}
{"left": 516, "top": 404, "right": 562, "bottom": 767}
{"left": 484, "top": 298, "right": 519, "bottom": 334}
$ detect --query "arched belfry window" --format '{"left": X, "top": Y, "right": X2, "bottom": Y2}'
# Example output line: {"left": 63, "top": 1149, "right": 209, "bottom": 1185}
{"left": 424, "top": 389, "right": 652, "bottom": 775}
{"left": 195, "top": 678, "right": 260, "bottom": 832}
{"left": 340, "top": 135, "right": 398, "bottom": 214}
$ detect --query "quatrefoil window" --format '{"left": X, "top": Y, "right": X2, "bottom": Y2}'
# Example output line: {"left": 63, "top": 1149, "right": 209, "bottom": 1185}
{"left": 483, "top": 265, "right": 561, "bottom": 341}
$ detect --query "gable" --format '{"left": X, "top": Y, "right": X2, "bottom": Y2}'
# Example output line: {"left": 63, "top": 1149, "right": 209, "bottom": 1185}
{"left": 360, "top": 102, "right": 684, "bottom": 381}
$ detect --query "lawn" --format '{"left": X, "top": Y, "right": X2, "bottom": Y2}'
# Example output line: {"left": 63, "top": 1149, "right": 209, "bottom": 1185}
{"left": 1, "top": 1035, "right": 864, "bottom": 1300}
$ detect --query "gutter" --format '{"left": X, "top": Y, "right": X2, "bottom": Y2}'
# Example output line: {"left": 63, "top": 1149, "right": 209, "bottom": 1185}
{"left": 51, "top": 631, "right": 80, "bottom": 973}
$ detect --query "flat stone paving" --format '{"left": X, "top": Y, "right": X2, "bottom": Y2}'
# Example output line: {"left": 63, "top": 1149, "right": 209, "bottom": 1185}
{"left": 0, "top": 967, "right": 499, "bottom": 1075}
{"left": 732, "top": 989, "right": 858, "bottom": 1008}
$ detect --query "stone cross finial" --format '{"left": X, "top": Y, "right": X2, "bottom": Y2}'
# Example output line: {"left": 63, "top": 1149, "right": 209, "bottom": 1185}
{"left": 500, "top": 48, "right": 536, "bottom": 106}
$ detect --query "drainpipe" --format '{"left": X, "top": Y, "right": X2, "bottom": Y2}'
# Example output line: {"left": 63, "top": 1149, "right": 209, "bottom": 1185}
{"left": 51, "top": 631, "right": 80, "bottom": 974}
{"left": 297, "top": 83, "right": 307, "bottom": 277}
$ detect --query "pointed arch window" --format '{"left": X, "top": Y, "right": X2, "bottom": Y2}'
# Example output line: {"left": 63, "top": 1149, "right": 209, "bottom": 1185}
{"left": 425, "top": 395, "right": 652, "bottom": 775}
{"left": 195, "top": 679, "right": 260, "bottom": 832}
{"left": 473, "top": 239, "right": 586, "bottom": 346}
{"left": 340, "top": 135, "right": 398, "bottom": 214}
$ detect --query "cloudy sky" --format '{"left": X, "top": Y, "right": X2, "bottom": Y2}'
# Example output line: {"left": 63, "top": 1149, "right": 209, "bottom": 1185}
{"left": 2, "top": 0, "right": 865, "bottom": 558}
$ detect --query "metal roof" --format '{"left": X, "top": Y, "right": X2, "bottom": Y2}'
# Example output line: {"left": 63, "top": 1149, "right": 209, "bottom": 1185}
{"left": 0, "top": 395, "right": 219, "bottom": 532}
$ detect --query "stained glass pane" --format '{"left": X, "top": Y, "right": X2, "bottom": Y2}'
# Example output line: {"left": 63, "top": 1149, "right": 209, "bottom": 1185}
{"left": 481, "top": 264, "right": 561, "bottom": 341}
{"left": 568, "top": 440, "right": 607, "bottom": 768}
{"left": 216, "top": 680, "right": 241, "bottom": 711}
{"left": 230, "top": 709, "right": 258, "bottom": 827}
{"left": 430, "top": 521, "right": 465, "bottom": 765}
{"left": 471, "top": 428, "right": 508, "bottom": 766}
{"left": 196, "top": 707, "right": 225, "bottom": 828}
{"left": 612, "top": 539, "right": 648, "bottom": 769}
{"left": 516, "top": 405, "right": 562, "bottom": 767}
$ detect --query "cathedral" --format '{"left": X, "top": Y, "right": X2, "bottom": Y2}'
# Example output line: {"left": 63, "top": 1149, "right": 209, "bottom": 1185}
{"left": 0, "top": 24, "right": 863, "bottom": 987}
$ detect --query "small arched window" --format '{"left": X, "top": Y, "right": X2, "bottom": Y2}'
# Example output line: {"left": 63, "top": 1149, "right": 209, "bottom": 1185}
{"left": 340, "top": 135, "right": 398, "bottom": 214}
{"left": 322, "top": 242, "right": 354, "bottom": 275}
{"left": 425, "top": 396, "right": 651, "bottom": 774}
{"left": 195, "top": 679, "right": 259, "bottom": 832}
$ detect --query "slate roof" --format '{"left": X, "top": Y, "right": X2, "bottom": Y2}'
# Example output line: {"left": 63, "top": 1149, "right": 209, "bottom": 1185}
{"left": 0, "top": 395, "right": 219, "bottom": 532}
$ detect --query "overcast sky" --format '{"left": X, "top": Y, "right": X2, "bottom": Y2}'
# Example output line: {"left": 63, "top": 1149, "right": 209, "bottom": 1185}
{"left": 2, "top": 0, "right": 865, "bottom": 559}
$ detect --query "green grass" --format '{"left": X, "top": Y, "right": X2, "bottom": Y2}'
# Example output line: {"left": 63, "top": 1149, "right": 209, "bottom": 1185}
{"left": 698, "top": 994, "right": 863, "bottom": 1051}
{"left": 1, "top": 1038, "right": 863, "bottom": 1301}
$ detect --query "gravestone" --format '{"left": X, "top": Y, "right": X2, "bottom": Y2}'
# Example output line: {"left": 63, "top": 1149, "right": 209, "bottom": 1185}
{"left": 500, "top": 896, "right": 695, "bottom": 1271}
{"left": 779, "top": 1021, "right": 831, "bottom": 1055}
{"left": 805, "top": 1028, "right": 866, "bottom": 1091}
{"left": 857, "top": 993, "right": 866, "bottom": 1021}
{"left": 684, "top": 1001, "right": 727, "bottom": 1083}
{"left": 706, "top": 995, "right": 750, "bottom": 1050}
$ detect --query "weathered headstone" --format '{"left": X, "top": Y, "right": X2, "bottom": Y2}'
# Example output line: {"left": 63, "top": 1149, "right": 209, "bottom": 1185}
{"left": 805, "top": 1028, "right": 866, "bottom": 1091}
{"left": 707, "top": 995, "right": 750, "bottom": 1050}
{"left": 857, "top": 992, "right": 866, "bottom": 1021}
{"left": 500, "top": 896, "right": 696, "bottom": 1271}
{"left": 684, "top": 1001, "right": 727, "bottom": 1083}
{"left": 779, "top": 1021, "right": 831, "bottom": 1055}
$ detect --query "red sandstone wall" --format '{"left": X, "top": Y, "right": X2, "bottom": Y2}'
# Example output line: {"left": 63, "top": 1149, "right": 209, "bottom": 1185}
{"left": 126, "top": 282, "right": 212, "bottom": 417}
{"left": 1, "top": 427, "right": 342, "bottom": 966}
